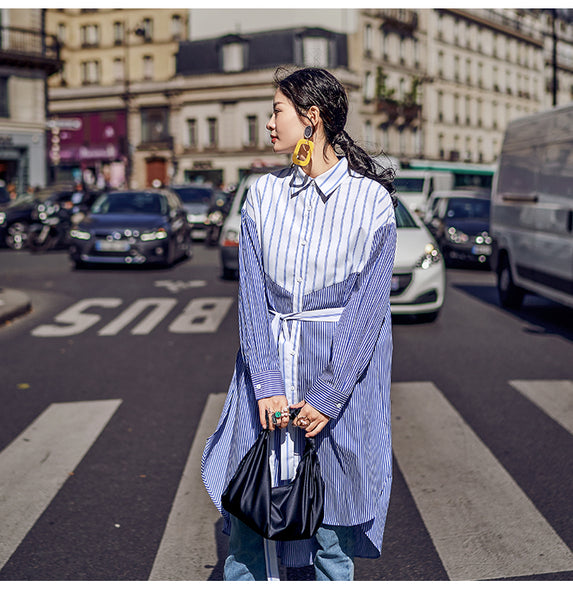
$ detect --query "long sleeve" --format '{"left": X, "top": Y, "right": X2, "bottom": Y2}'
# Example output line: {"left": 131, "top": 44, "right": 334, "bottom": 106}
{"left": 237, "top": 191, "right": 286, "bottom": 401}
{"left": 303, "top": 213, "right": 397, "bottom": 419}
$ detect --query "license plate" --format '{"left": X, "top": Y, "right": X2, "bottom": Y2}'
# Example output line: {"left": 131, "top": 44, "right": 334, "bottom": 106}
{"left": 472, "top": 244, "right": 492, "bottom": 255}
{"left": 96, "top": 240, "right": 130, "bottom": 252}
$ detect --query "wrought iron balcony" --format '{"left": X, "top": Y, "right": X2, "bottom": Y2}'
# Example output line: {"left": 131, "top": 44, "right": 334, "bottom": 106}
{"left": 371, "top": 9, "right": 418, "bottom": 35}
{"left": 0, "top": 25, "right": 61, "bottom": 75}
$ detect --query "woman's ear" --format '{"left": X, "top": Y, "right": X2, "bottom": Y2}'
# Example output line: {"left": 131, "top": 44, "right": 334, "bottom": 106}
{"left": 307, "top": 105, "right": 321, "bottom": 130}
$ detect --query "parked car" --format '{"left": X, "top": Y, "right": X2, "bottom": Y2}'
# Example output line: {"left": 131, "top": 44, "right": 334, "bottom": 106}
{"left": 220, "top": 169, "right": 445, "bottom": 320}
{"left": 423, "top": 189, "right": 492, "bottom": 266}
{"left": 68, "top": 189, "right": 192, "bottom": 268}
{"left": 0, "top": 195, "right": 37, "bottom": 249}
{"left": 171, "top": 184, "right": 213, "bottom": 241}
{"left": 491, "top": 105, "right": 573, "bottom": 309}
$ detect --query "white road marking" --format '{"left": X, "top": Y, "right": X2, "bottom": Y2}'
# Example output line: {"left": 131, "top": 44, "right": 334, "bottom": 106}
{"left": 30, "top": 297, "right": 234, "bottom": 337}
{"left": 391, "top": 382, "right": 573, "bottom": 580}
{"left": 0, "top": 399, "right": 122, "bottom": 570}
{"left": 169, "top": 298, "right": 234, "bottom": 334}
{"left": 149, "top": 393, "right": 226, "bottom": 581}
{"left": 98, "top": 298, "right": 177, "bottom": 336}
{"left": 509, "top": 380, "right": 573, "bottom": 436}
{"left": 31, "top": 298, "right": 122, "bottom": 337}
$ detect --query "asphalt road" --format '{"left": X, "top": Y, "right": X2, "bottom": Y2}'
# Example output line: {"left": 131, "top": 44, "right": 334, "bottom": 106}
{"left": 0, "top": 245, "right": 571, "bottom": 582}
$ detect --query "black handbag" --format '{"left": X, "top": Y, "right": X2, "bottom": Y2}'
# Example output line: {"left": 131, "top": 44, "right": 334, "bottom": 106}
{"left": 221, "top": 426, "right": 325, "bottom": 541}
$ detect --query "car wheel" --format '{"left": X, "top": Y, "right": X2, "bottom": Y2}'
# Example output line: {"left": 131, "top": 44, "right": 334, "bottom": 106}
{"left": 6, "top": 222, "right": 29, "bottom": 250}
{"left": 497, "top": 255, "right": 525, "bottom": 309}
{"left": 222, "top": 266, "right": 238, "bottom": 280}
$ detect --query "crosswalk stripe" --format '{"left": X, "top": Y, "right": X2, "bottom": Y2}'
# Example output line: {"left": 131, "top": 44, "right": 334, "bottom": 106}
{"left": 509, "top": 380, "right": 573, "bottom": 436}
{"left": 149, "top": 393, "right": 226, "bottom": 581}
{"left": 391, "top": 382, "right": 573, "bottom": 580}
{"left": 0, "top": 399, "right": 122, "bottom": 571}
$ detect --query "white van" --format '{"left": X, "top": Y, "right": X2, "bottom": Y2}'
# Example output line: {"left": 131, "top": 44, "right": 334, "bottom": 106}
{"left": 491, "top": 104, "right": 573, "bottom": 309}
{"left": 393, "top": 169, "right": 454, "bottom": 214}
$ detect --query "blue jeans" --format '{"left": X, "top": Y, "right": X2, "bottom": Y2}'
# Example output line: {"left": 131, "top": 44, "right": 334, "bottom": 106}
{"left": 224, "top": 515, "right": 355, "bottom": 581}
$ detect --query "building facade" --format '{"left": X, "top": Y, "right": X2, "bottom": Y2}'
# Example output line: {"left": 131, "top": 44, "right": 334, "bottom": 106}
{"left": 46, "top": 8, "right": 188, "bottom": 189}
{"left": 0, "top": 8, "right": 60, "bottom": 195}
{"left": 44, "top": 8, "right": 573, "bottom": 189}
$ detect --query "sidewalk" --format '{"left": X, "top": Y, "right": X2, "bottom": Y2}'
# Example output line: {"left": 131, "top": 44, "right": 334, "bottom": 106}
{"left": 0, "top": 288, "right": 32, "bottom": 325}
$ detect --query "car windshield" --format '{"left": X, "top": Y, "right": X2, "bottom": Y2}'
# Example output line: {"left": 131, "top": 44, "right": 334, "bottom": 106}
{"left": 394, "top": 177, "right": 425, "bottom": 193}
{"left": 395, "top": 201, "right": 419, "bottom": 228}
{"left": 446, "top": 198, "right": 490, "bottom": 219}
{"left": 174, "top": 187, "right": 212, "bottom": 205}
{"left": 91, "top": 192, "right": 167, "bottom": 215}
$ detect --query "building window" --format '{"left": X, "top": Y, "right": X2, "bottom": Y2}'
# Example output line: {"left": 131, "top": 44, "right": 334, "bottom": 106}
{"left": 302, "top": 36, "right": 329, "bottom": 67}
{"left": 0, "top": 77, "right": 9, "bottom": 118}
{"left": 143, "top": 55, "right": 154, "bottom": 80}
{"left": 207, "top": 117, "right": 218, "bottom": 148}
{"left": 187, "top": 119, "right": 197, "bottom": 147}
{"left": 222, "top": 42, "right": 244, "bottom": 72}
{"left": 80, "top": 24, "right": 100, "bottom": 48}
{"left": 57, "top": 23, "right": 66, "bottom": 45}
{"left": 142, "top": 18, "right": 153, "bottom": 42}
{"left": 364, "top": 71, "right": 374, "bottom": 102}
{"left": 81, "top": 60, "right": 101, "bottom": 85}
{"left": 364, "top": 23, "right": 372, "bottom": 56}
{"left": 113, "top": 21, "right": 124, "bottom": 45}
{"left": 246, "top": 115, "right": 258, "bottom": 147}
{"left": 113, "top": 58, "right": 124, "bottom": 83}
{"left": 141, "top": 107, "right": 169, "bottom": 143}
{"left": 171, "top": 14, "right": 183, "bottom": 40}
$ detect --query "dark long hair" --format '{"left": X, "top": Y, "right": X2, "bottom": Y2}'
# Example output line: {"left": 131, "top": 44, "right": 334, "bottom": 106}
{"left": 274, "top": 67, "right": 396, "bottom": 206}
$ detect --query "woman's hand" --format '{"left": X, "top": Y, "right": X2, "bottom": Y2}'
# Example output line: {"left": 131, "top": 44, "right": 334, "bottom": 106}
{"left": 290, "top": 400, "right": 329, "bottom": 438}
{"left": 258, "top": 395, "right": 290, "bottom": 430}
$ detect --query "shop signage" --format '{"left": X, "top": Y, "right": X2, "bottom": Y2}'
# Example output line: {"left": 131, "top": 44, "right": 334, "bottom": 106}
{"left": 47, "top": 118, "right": 83, "bottom": 131}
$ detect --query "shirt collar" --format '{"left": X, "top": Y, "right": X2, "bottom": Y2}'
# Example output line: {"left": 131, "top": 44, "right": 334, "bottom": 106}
{"left": 289, "top": 157, "right": 348, "bottom": 203}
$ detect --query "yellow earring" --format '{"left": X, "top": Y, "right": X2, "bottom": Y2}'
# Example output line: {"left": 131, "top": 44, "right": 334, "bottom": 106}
{"left": 292, "top": 125, "right": 314, "bottom": 167}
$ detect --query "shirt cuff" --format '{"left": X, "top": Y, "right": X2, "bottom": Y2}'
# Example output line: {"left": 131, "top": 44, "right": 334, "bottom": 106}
{"left": 250, "top": 369, "right": 285, "bottom": 400}
{"left": 304, "top": 377, "right": 348, "bottom": 420}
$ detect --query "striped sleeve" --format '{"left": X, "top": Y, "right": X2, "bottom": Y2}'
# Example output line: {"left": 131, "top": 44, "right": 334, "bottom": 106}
{"left": 303, "top": 195, "right": 397, "bottom": 419}
{"left": 237, "top": 186, "right": 286, "bottom": 401}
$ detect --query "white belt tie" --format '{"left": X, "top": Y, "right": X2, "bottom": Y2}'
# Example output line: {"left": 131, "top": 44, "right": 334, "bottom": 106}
{"left": 270, "top": 307, "right": 345, "bottom": 345}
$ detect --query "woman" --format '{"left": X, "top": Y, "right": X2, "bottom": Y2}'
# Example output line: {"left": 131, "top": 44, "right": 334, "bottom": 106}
{"left": 202, "top": 67, "right": 397, "bottom": 581}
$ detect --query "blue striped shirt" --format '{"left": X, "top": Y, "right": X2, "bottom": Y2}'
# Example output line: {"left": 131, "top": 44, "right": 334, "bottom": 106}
{"left": 202, "top": 157, "right": 397, "bottom": 566}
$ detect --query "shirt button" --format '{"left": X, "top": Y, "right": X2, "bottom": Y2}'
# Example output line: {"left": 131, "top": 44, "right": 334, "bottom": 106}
{"left": 301, "top": 240, "right": 307, "bottom": 245}
{"left": 256, "top": 384, "right": 261, "bottom": 390}
{"left": 291, "top": 385, "right": 295, "bottom": 391}
{"left": 290, "top": 350, "right": 296, "bottom": 356}
{"left": 336, "top": 402, "right": 342, "bottom": 408}
{"left": 297, "top": 277, "right": 303, "bottom": 283}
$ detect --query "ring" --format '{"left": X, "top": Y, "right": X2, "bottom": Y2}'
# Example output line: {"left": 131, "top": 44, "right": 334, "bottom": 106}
{"left": 274, "top": 411, "right": 282, "bottom": 419}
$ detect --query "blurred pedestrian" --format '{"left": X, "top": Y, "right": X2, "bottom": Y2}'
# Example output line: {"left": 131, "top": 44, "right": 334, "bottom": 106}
{"left": 202, "top": 67, "right": 397, "bottom": 581}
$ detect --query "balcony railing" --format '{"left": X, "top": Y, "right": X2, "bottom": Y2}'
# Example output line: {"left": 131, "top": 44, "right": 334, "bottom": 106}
{"left": 0, "top": 25, "right": 61, "bottom": 74}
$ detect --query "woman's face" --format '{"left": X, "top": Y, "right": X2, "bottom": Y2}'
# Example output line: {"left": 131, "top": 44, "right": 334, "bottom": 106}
{"left": 266, "top": 90, "right": 306, "bottom": 155}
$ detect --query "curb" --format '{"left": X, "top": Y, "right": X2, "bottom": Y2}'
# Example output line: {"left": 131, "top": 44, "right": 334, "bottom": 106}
{"left": 0, "top": 288, "right": 32, "bottom": 325}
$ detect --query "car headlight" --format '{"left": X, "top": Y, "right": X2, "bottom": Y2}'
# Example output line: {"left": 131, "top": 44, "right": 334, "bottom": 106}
{"left": 446, "top": 226, "right": 469, "bottom": 244}
{"left": 0, "top": 212, "right": 5, "bottom": 225}
{"left": 70, "top": 228, "right": 91, "bottom": 240}
{"left": 141, "top": 228, "right": 168, "bottom": 242}
{"left": 474, "top": 232, "right": 492, "bottom": 245}
{"left": 415, "top": 243, "right": 442, "bottom": 270}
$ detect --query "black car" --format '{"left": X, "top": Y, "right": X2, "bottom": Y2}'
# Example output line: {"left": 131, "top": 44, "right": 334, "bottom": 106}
{"left": 424, "top": 190, "right": 492, "bottom": 265}
{"left": 0, "top": 195, "right": 37, "bottom": 249}
{"left": 68, "top": 189, "right": 192, "bottom": 268}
